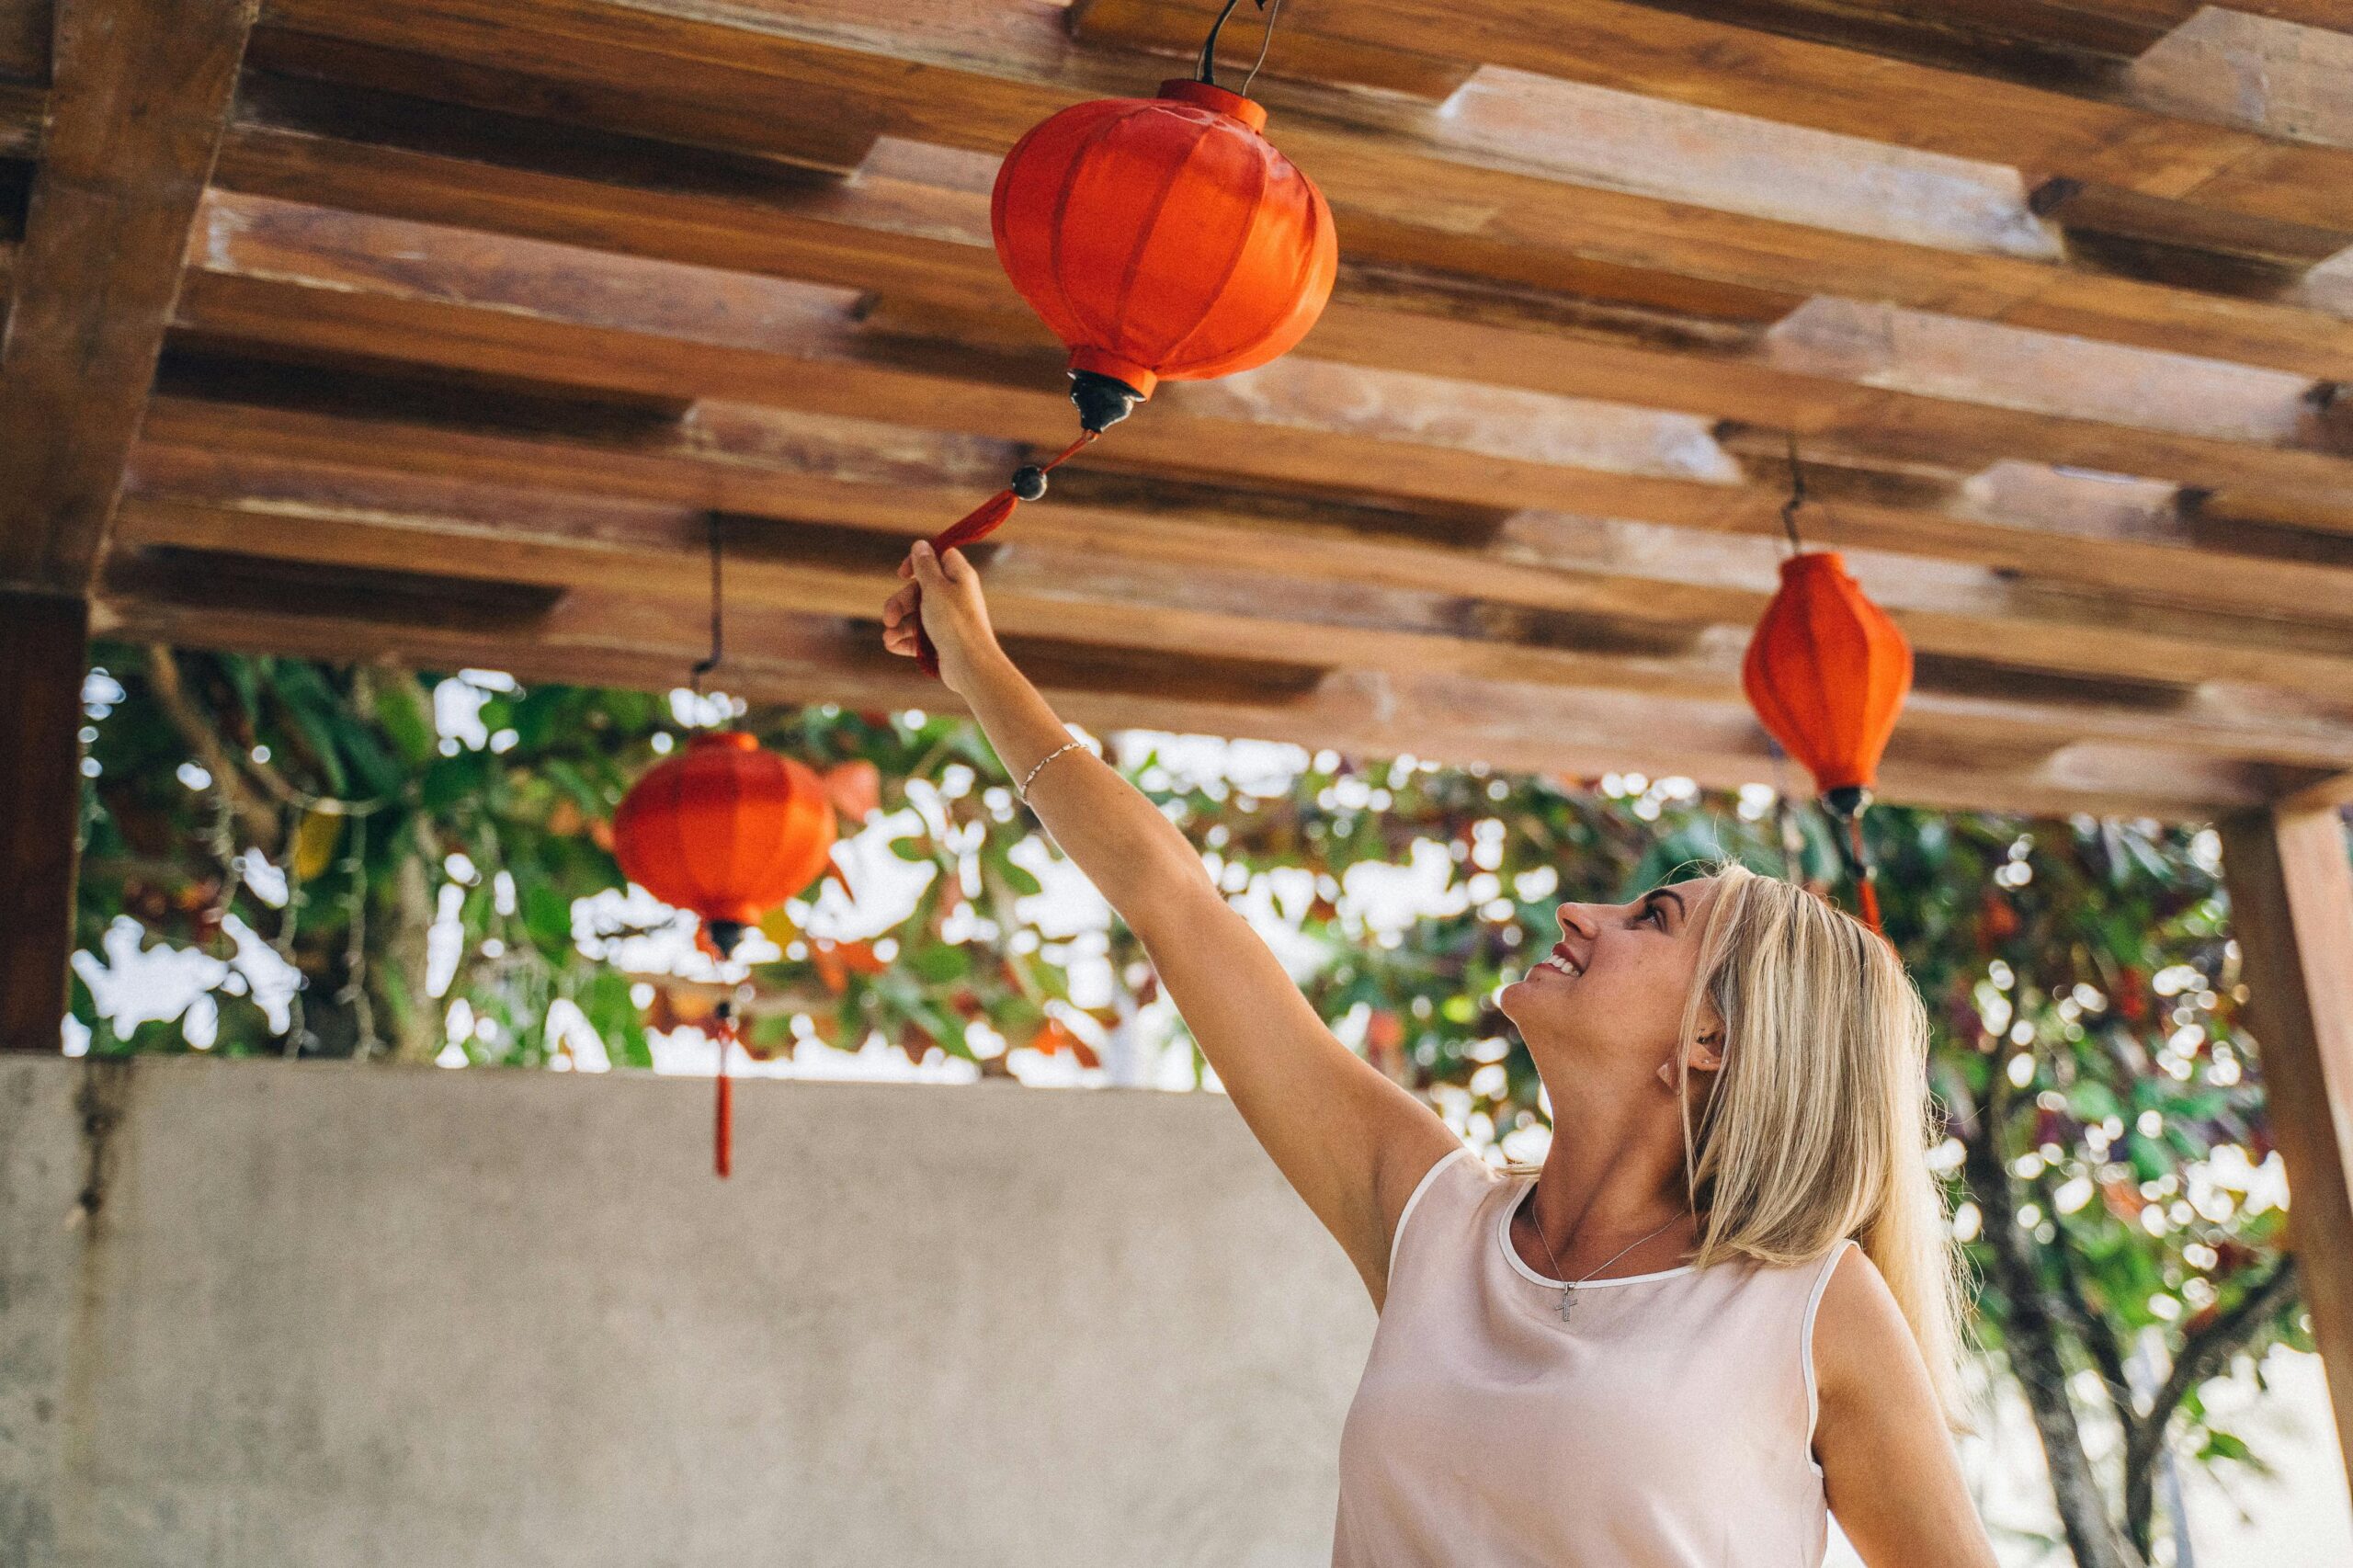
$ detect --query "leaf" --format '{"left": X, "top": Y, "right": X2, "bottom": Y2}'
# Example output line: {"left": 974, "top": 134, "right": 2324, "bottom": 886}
{"left": 523, "top": 882, "right": 574, "bottom": 953}
{"left": 291, "top": 810, "right": 344, "bottom": 881}
{"left": 375, "top": 679, "right": 437, "bottom": 767}
{"left": 910, "top": 945, "right": 971, "bottom": 984}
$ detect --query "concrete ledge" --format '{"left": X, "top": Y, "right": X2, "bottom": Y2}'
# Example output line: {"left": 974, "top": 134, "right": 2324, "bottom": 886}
{"left": 0, "top": 1056, "right": 1370, "bottom": 1567}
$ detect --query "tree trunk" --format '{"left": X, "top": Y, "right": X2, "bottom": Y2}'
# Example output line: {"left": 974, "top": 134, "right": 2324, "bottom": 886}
{"left": 1961, "top": 1078, "right": 2145, "bottom": 1568}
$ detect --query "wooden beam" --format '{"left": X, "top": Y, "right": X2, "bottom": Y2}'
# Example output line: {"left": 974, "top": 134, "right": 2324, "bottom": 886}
{"left": 2219, "top": 805, "right": 2353, "bottom": 1495}
{"left": 1186, "top": 0, "right": 2353, "bottom": 227}
{"left": 236, "top": 2, "right": 2353, "bottom": 380}
{"left": 96, "top": 563, "right": 2290, "bottom": 819}
{"left": 125, "top": 388, "right": 2353, "bottom": 705}
{"left": 0, "top": 590, "right": 87, "bottom": 1052}
{"left": 188, "top": 146, "right": 2353, "bottom": 512}
{"left": 95, "top": 477, "right": 2353, "bottom": 812}
{"left": 157, "top": 254, "right": 2353, "bottom": 629}
{"left": 0, "top": 0, "right": 257, "bottom": 593}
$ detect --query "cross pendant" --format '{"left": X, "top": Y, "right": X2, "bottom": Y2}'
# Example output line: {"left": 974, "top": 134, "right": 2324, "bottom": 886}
{"left": 1558, "top": 1288, "right": 1576, "bottom": 1324}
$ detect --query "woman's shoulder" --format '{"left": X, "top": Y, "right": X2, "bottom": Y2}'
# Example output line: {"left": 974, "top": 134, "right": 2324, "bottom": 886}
{"left": 1382, "top": 1142, "right": 1497, "bottom": 1269}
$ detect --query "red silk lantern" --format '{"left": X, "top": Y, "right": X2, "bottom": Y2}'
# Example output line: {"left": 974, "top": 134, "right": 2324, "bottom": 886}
{"left": 614, "top": 731, "right": 837, "bottom": 1176}
{"left": 910, "top": 68, "right": 1336, "bottom": 676}
{"left": 614, "top": 733, "right": 836, "bottom": 945}
{"left": 995, "top": 78, "right": 1336, "bottom": 415}
{"left": 1742, "top": 551, "right": 1912, "bottom": 929}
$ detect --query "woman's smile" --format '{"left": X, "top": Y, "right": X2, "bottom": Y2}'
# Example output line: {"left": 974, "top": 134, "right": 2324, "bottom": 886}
{"left": 1532, "top": 940, "right": 1585, "bottom": 979}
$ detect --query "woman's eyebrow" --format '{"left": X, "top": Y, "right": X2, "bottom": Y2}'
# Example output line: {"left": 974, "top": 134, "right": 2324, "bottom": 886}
{"left": 1648, "top": 888, "right": 1687, "bottom": 924}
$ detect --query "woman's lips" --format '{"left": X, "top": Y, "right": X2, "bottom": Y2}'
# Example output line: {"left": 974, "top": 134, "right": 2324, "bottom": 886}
{"left": 1533, "top": 943, "right": 1583, "bottom": 979}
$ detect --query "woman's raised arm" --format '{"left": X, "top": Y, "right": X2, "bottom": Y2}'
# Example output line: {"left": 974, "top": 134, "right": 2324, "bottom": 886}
{"left": 884, "top": 541, "right": 1459, "bottom": 1305}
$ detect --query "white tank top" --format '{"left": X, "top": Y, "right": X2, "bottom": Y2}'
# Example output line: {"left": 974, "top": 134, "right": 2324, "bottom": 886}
{"left": 1333, "top": 1145, "right": 1852, "bottom": 1567}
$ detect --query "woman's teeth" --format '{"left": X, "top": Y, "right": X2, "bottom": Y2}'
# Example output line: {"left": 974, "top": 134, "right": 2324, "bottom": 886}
{"left": 1539, "top": 953, "right": 1578, "bottom": 976}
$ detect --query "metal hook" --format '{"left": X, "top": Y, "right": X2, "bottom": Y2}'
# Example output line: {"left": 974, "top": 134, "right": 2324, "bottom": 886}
{"left": 1198, "top": 0, "right": 1283, "bottom": 94}
{"left": 690, "top": 510, "right": 723, "bottom": 696}
{"left": 1779, "top": 433, "right": 1807, "bottom": 555}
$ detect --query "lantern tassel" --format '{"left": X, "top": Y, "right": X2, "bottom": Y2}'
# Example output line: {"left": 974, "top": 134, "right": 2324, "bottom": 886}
{"left": 714, "top": 998, "right": 735, "bottom": 1180}
{"left": 914, "top": 431, "right": 1099, "bottom": 678}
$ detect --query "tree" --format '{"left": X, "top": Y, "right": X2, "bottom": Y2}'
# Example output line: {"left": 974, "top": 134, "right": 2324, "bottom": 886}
{"left": 70, "top": 641, "right": 2320, "bottom": 1562}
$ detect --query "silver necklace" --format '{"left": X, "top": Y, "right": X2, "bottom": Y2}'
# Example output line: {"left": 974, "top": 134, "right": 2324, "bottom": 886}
{"left": 1522, "top": 1188, "right": 1688, "bottom": 1324}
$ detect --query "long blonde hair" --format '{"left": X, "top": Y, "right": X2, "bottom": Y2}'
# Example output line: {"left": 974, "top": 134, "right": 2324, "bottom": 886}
{"left": 1513, "top": 860, "right": 1972, "bottom": 1421}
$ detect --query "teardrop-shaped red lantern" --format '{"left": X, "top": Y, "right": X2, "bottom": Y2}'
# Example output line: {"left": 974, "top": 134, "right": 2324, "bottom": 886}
{"left": 910, "top": 71, "right": 1336, "bottom": 676}
{"left": 614, "top": 731, "right": 837, "bottom": 1176}
{"left": 1742, "top": 551, "right": 1912, "bottom": 928}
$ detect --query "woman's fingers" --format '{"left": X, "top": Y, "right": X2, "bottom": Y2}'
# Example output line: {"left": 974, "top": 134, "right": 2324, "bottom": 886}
{"left": 908, "top": 540, "right": 949, "bottom": 590}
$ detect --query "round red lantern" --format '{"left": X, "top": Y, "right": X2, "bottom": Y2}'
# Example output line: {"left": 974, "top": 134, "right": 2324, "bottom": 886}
{"left": 1743, "top": 551, "right": 1912, "bottom": 929}
{"left": 908, "top": 50, "right": 1336, "bottom": 676}
{"left": 613, "top": 732, "right": 837, "bottom": 959}
{"left": 614, "top": 731, "right": 837, "bottom": 1179}
{"left": 995, "top": 77, "right": 1336, "bottom": 429}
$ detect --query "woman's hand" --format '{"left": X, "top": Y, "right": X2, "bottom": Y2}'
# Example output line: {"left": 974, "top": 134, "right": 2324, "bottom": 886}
{"left": 881, "top": 540, "right": 1001, "bottom": 696}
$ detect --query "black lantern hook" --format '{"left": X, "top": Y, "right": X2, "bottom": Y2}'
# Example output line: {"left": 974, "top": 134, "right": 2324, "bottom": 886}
{"left": 1198, "top": 0, "right": 1288, "bottom": 95}
{"left": 1780, "top": 433, "right": 1808, "bottom": 555}
{"left": 690, "top": 509, "right": 723, "bottom": 696}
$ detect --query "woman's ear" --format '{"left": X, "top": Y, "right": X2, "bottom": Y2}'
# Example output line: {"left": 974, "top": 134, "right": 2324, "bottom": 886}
{"left": 1658, "top": 1022, "right": 1726, "bottom": 1087}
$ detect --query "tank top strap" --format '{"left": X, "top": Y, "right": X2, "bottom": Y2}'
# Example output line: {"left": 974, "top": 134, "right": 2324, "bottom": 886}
{"left": 1384, "top": 1142, "right": 1490, "bottom": 1282}
{"left": 1801, "top": 1235, "right": 1859, "bottom": 1477}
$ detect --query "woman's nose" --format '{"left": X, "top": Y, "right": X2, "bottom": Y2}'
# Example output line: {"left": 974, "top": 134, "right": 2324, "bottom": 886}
{"left": 1554, "top": 902, "right": 1598, "bottom": 938}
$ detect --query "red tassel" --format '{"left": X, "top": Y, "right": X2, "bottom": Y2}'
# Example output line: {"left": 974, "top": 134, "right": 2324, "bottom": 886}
{"left": 715, "top": 1071, "right": 733, "bottom": 1178}
{"left": 1845, "top": 812, "right": 1884, "bottom": 935}
{"left": 912, "top": 431, "right": 1098, "bottom": 679}
{"left": 713, "top": 1006, "right": 735, "bottom": 1179}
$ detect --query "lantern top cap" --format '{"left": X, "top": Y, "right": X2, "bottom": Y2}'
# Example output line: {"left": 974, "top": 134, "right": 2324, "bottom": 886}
{"left": 689, "top": 730, "right": 760, "bottom": 751}
{"left": 1157, "top": 77, "right": 1269, "bottom": 132}
{"left": 1779, "top": 549, "right": 1850, "bottom": 579}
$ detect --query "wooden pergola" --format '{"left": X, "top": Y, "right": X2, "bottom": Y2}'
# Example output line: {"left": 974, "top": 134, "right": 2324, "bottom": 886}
{"left": 0, "top": 0, "right": 2348, "bottom": 1503}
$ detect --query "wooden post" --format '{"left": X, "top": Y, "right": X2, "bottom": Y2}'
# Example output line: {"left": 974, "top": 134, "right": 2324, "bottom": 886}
{"left": 0, "top": 590, "right": 89, "bottom": 1051}
{"left": 2220, "top": 805, "right": 2353, "bottom": 1495}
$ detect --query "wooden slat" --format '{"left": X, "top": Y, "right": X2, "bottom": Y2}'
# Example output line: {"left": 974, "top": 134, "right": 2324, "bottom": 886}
{"left": 0, "top": 0, "right": 48, "bottom": 90}
{"left": 198, "top": 119, "right": 2353, "bottom": 519}
{"left": 0, "top": 589, "right": 85, "bottom": 1051}
{"left": 127, "top": 376, "right": 2353, "bottom": 708}
{"left": 1105, "top": 0, "right": 2353, "bottom": 227}
{"left": 96, "top": 548, "right": 2298, "bottom": 818}
{"left": 159, "top": 249, "right": 2353, "bottom": 630}
{"left": 2219, "top": 806, "right": 2353, "bottom": 1496}
{"left": 120, "top": 401, "right": 2353, "bottom": 712}
{"left": 239, "top": 1, "right": 2353, "bottom": 379}
{"left": 0, "top": 0, "right": 256, "bottom": 593}
{"left": 107, "top": 466, "right": 2353, "bottom": 783}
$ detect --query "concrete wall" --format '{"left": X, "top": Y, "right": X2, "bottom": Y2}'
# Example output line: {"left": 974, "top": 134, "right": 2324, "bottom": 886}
{"left": 0, "top": 1057, "right": 1373, "bottom": 1567}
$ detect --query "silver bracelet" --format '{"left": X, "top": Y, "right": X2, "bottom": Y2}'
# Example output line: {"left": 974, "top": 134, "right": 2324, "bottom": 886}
{"left": 1017, "top": 738, "right": 1088, "bottom": 802}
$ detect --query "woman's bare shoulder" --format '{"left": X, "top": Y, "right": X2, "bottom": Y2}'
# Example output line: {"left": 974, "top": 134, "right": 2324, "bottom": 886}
{"left": 1811, "top": 1243, "right": 1932, "bottom": 1411}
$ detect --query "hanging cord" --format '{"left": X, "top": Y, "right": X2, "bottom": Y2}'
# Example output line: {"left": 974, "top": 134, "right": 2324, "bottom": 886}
{"left": 1779, "top": 432, "right": 1807, "bottom": 556}
{"left": 690, "top": 510, "right": 723, "bottom": 699}
{"left": 336, "top": 813, "right": 382, "bottom": 1061}
{"left": 913, "top": 430, "right": 1100, "bottom": 678}
{"left": 1198, "top": 0, "right": 1287, "bottom": 94}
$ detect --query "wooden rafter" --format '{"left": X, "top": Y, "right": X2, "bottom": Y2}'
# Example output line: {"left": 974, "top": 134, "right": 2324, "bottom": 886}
{"left": 0, "top": 0, "right": 256, "bottom": 594}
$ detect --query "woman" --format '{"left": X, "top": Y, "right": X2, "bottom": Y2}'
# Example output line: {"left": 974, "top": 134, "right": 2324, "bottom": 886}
{"left": 883, "top": 540, "right": 1998, "bottom": 1567}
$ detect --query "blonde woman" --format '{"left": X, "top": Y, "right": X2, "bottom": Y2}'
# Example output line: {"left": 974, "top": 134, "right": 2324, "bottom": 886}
{"left": 884, "top": 540, "right": 1998, "bottom": 1567}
